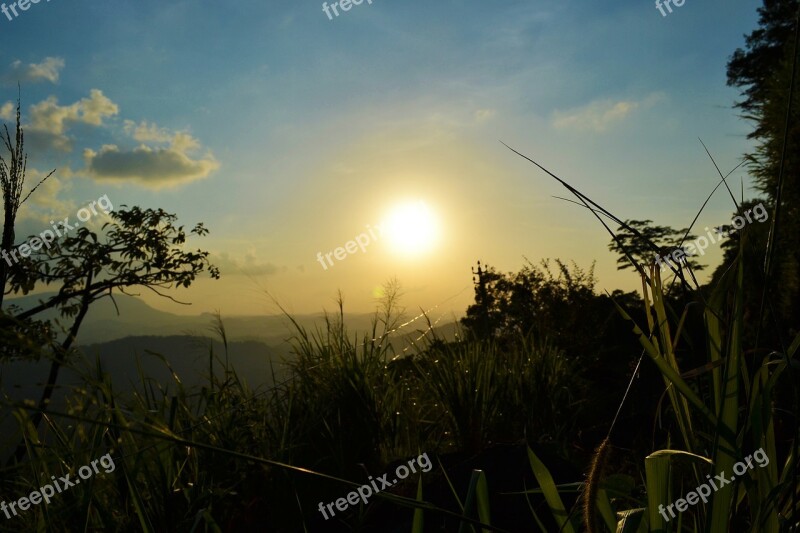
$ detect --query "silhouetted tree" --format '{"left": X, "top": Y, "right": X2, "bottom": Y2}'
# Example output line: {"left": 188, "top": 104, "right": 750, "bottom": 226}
{"left": 727, "top": 0, "right": 800, "bottom": 335}
{"left": 0, "top": 96, "right": 220, "bottom": 441}
{"left": 728, "top": 0, "right": 800, "bottom": 199}
{"left": 462, "top": 259, "right": 641, "bottom": 361}
{"left": 461, "top": 261, "right": 505, "bottom": 339}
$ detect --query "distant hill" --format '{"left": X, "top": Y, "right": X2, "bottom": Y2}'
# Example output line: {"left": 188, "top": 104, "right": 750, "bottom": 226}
{"left": 3, "top": 292, "right": 451, "bottom": 346}
{"left": 1, "top": 292, "right": 460, "bottom": 402}
{"left": 0, "top": 334, "right": 286, "bottom": 463}
{"left": 1, "top": 319, "right": 459, "bottom": 406}
{"left": 1, "top": 335, "right": 288, "bottom": 404}
{"left": 1, "top": 292, "right": 460, "bottom": 400}
{"left": 77, "top": 335, "right": 291, "bottom": 388}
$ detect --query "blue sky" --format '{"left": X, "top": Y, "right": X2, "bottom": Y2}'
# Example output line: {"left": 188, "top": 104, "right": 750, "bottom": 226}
{"left": 0, "top": 0, "right": 765, "bottom": 316}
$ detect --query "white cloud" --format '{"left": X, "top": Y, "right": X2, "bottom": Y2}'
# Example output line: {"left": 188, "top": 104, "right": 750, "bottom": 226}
{"left": 27, "top": 90, "right": 119, "bottom": 151}
{"left": 21, "top": 169, "right": 65, "bottom": 211}
{"left": 30, "top": 90, "right": 119, "bottom": 134}
{"left": 9, "top": 93, "right": 217, "bottom": 189}
{"left": 0, "top": 101, "right": 14, "bottom": 121}
{"left": 123, "top": 120, "right": 173, "bottom": 143}
{"left": 552, "top": 94, "right": 663, "bottom": 133}
{"left": 2, "top": 57, "right": 65, "bottom": 84}
{"left": 83, "top": 125, "right": 219, "bottom": 188}
{"left": 14, "top": 168, "right": 77, "bottom": 226}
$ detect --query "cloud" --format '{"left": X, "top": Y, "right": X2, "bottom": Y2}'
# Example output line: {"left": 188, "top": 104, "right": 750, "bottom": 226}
{"left": 27, "top": 89, "right": 119, "bottom": 151}
{"left": 23, "top": 169, "right": 62, "bottom": 207}
{"left": 15, "top": 168, "right": 75, "bottom": 224}
{"left": 2, "top": 57, "right": 65, "bottom": 84}
{"left": 9, "top": 92, "right": 216, "bottom": 188}
{"left": 0, "top": 101, "right": 13, "bottom": 121}
{"left": 552, "top": 94, "right": 663, "bottom": 133}
{"left": 83, "top": 125, "right": 219, "bottom": 188}
{"left": 123, "top": 120, "right": 173, "bottom": 143}
{"left": 210, "top": 252, "right": 282, "bottom": 276}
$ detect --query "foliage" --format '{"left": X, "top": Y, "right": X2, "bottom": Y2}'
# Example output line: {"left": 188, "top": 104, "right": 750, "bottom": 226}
{"left": 607, "top": 219, "right": 704, "bottom": 273}
{"left": 461, "top": 258, "right": 641, "bottom": 360}
{"left": 727, "top": 0, "right": 800, "bottom": 198}
{"left": 727, "top": 0, "right": 800, "bottom": 339}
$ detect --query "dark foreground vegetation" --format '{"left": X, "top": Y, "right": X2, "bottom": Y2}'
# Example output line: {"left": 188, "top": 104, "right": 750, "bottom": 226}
{"left": 1, "top": 1, "right": 799, "bottom": 531}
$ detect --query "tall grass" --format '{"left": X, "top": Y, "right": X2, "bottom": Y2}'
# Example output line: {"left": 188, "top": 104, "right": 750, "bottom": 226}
{"left": 415, "top": 335, "right": 578, "bottom": 454}
{"left": 0, "top": 290, "right": 583, "bottom": 531}
{"left": 277, "top": 296, "right": 403, "bottom": 476}
{"left": 0, "top": 321, "right": 289, "bottom": 531}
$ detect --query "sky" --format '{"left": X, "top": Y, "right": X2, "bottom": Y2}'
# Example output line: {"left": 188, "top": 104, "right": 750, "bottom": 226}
{"left": 0, "top": 0, "right": 765, "bottom": 318}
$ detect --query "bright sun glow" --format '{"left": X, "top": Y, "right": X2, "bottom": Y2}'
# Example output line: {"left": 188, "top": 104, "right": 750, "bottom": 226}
{"left": 382, "top": 201, "right": 440, "bottom": 256}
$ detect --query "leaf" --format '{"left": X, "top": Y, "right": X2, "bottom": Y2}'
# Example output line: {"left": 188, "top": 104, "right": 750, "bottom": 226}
{"left": 527, "top": 446, "right": 575, "bottom": 533}
{"left": 412, "top": 475, "right": 424, "bottom": 533}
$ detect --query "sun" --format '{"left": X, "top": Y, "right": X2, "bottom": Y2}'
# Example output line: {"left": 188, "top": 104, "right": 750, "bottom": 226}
{"left": 382, "top": 201, "right": 440, "bottom": 257}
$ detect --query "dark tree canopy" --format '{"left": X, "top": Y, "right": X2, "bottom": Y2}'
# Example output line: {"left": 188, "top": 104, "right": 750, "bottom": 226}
{"left": 726, "top": 0, "right": 800, "bottom": 336}
{"left": 728, "top": 0, "right": 799, "bottom": 200}
{"left": 461, "top": 259, "right": 641, "bottom": 362}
